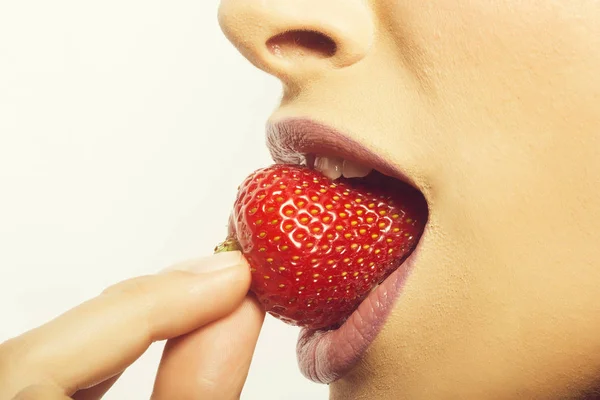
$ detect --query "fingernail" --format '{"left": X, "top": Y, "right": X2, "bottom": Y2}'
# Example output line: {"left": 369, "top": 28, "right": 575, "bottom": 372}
{"left": 160, "top": 251, "right": 246, "bottom": 274}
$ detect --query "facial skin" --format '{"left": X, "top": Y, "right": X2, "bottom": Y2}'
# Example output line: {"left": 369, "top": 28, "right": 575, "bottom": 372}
{"left": 218, "top": 1, "right": 600, "bottom": 399}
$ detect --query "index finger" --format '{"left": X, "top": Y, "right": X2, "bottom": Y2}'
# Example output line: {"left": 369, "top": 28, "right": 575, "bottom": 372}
{"left": 0, "top": 252, "right": 250, "bottom": 398}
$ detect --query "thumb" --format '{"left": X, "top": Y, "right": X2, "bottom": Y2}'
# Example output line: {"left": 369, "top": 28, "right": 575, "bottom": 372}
{"left": 152, "top": 295, "right": 265, "bottom": 400}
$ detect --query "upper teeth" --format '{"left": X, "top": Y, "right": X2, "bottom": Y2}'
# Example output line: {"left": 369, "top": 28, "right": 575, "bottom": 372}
{"left": 314, "top": 156, "right": 373, "bottom": 180}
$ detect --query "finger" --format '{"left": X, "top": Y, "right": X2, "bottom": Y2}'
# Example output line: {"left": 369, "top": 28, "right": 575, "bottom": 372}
{"left": 2, "top": 252, "right": 250, "bottom": 397}
{"left": 152, "top": 295, "right": 265, "bottom": 400}
{"left": 13, "top": 384, "right": 70, "bottom": 400}
{"left": 71, "top": 373, "right": 122, "bottom": 400}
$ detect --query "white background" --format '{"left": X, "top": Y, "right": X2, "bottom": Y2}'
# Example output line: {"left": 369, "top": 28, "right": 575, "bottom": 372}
{"left": 0, "top": 1, "right": 328, "bottom": 399}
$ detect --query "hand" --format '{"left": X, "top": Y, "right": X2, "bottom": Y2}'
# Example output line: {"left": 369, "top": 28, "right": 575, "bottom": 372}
{"left": 0, "top": 251, "right": 265, "bottom": 400}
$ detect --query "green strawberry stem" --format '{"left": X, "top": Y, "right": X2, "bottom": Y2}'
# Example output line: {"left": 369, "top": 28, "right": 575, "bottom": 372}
{"left": 214, "top": 237, "right": 240, "bottom": 254}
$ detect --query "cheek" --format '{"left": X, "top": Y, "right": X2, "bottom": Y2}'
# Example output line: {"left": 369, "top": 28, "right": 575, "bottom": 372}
{"left": 385, "top": 1, "right": 579, "bottom": 67}
{"left": 394, "top": 1, "right": 600, "bottom": 284}
{"left": 376, "top": 0, "right": 600, "bottom": 201}
{"left": 380, "top": 0, "right": 600, "bottom": 111}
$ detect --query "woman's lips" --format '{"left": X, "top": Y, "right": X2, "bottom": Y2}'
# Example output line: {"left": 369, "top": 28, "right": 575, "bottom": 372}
{"left": 266, "top": 118, "right": 427, "bottom": 383}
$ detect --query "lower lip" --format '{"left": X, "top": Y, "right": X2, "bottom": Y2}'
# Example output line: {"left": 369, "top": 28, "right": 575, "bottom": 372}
{"left": 296, "top": 241, "right": 422, "bottom": 384}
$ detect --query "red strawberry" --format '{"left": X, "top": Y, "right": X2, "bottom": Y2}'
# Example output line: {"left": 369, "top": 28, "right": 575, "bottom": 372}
{"left": 217, "top": 164, "right": 427, "bottom": 330}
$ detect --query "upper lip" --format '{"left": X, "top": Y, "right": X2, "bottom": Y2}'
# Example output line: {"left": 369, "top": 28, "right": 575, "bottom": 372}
{"left": 266, "top": 117, "right": 417, "bottom": 188}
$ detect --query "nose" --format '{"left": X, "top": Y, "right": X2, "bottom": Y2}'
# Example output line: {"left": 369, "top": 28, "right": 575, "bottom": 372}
{"left": 218, "top": 0, "right": 374, "bottom": 82}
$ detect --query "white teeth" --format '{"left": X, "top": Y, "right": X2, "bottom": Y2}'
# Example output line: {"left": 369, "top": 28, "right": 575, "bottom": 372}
{"left": 314, "top": 156, "right": 373, "bottom": 180}
{"left": 314, "top": 156, "right": 344, "bottom": 180}
{"left": 342, "top": 159, "right": 372, "bottom": 178}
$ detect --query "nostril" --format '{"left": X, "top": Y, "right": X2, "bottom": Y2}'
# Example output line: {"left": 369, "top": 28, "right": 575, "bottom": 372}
{"left": 267, "top": 30, "right": 337, "bottom": 60}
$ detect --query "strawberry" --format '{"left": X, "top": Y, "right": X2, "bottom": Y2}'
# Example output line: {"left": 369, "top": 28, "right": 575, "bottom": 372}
{"left": 217, "top": 164, "right": 427, "bottom": 330}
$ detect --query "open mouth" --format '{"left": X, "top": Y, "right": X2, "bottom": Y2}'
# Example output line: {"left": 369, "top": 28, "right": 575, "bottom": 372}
{"left": 266, "top": 118, "right": 429, "bottom": 384}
